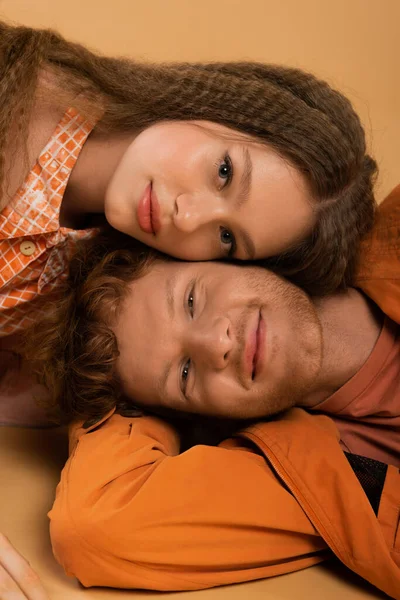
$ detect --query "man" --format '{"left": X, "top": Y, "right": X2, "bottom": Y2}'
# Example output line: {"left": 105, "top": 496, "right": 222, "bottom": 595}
{"left": 111, "top": 238, "right": 396, "bottom": 467}
{"left": 48, "top": 186, "right": 400, "bottom": 598}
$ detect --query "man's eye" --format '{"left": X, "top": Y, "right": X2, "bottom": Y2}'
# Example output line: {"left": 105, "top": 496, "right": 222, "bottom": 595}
{"left": 218, "top": 154, "right": 233, "bottom": 188}
{"left": 220, "top": 227, "right": 236, "bottom": 257}
{"left": 181, "top": 359, "right": 191, "bottom": 394}
{"left": 187, "top": 286, "right": 195, "bottom": 317}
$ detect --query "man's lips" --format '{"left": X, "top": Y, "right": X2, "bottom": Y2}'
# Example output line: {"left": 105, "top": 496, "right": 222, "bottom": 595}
{"left": 253, "top": 312, "right": 266, "bottom": 379}
{"left": 137, "top": 183, "right": 161, "bottom": 235}
{"left": 244, "top": 310, "right": 266, "bottom": 381}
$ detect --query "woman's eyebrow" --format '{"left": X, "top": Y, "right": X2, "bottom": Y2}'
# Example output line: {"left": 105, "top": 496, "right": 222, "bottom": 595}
{"left": 237, "top": 226, "right": 256, "bottom": 259}
{"left": 235, "top": 146, "right": 253, "bottom": 210}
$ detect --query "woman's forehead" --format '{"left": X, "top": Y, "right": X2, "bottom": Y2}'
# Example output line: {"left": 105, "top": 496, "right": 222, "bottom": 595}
{"left": 190, "top": 119, "right": 262, "bottom": 146}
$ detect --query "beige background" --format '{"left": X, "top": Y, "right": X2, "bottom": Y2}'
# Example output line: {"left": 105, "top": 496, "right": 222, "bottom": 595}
{"left": 0, "top": 1, "right": 398, "bottom": 598}
{"left": 0, "top": 0, "right": 399, "bottom": 201}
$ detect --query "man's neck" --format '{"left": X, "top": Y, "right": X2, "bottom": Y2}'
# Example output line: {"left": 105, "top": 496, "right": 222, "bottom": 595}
{"left": 301, "top": 289, "right": 383, "bottom": 408}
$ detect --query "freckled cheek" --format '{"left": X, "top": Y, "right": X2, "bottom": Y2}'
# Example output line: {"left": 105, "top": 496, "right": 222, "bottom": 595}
{"left": 116, "top": 336, "right": 154, "bottom": 401}
{"left": 124, "top": 367, "right": 156, "bottom": 405}
{"left": 201, "top": 374, "right": 241, "bottom": 414}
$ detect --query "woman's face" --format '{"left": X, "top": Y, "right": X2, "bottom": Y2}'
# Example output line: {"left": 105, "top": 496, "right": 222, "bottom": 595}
{"left": 104, "top": 121, "right": 315, "bottom": 261}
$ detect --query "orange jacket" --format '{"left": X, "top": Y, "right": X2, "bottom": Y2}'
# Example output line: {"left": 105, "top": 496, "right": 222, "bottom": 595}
{"left": 357, "top": 183, "right": 400, "bottom": 324}
{"left": 48, "top": 186, "right": 400, "bottom": 599}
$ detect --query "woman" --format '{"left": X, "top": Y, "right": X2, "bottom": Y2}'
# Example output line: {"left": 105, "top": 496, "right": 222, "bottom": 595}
{"left": 0, "top": 21, "right": 377, "bottom": 339}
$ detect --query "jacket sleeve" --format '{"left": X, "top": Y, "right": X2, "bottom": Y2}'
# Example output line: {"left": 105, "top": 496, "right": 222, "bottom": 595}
{"left": 49, "top": 413, "right": 327, "bottom": 591}
{"left": 356, "top": 183, "right": 400, "bottom": 324}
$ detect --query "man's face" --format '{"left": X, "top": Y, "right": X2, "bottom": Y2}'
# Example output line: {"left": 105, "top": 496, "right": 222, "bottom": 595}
{"left": 113, "top": 261, "right": 323, "bottom": 420}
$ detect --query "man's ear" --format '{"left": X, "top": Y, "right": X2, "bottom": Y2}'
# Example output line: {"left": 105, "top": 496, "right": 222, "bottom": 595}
{"left": 0, "top": 350, "right": 24, "bottom": 393}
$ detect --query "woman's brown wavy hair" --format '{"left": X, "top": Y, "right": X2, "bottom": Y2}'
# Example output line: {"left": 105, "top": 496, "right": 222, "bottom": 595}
{"left": 0, "top": 20, "right": 377, "bottom": 295}
{"left": 24, "top": 230, "right": 164, "bottom": 426}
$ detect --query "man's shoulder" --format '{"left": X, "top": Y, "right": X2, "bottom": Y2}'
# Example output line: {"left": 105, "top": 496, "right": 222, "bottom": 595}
{"left": 358, "top": 184, "right": 400, "bottom": 274}
{"left": 356, "top": 184, "right": 400, "bottom": 324}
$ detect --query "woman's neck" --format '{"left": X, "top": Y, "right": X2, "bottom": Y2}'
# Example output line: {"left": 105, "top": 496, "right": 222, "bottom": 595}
{"left": 301, "top": 289, "right": 383, "bottom": 408}
{"left": 1, "top": 97, "right": 64, "bottom": 212}
{"left": 59, "top": 131, "right": 134, "bottom": 228}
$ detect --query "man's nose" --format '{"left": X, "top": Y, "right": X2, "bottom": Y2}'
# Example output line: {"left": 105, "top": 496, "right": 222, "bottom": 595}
{"left": 190, "top": 317, "right": 232, "bottom": 369}
{"left": 173, "top": 193, "right": 224, "bottom": 233}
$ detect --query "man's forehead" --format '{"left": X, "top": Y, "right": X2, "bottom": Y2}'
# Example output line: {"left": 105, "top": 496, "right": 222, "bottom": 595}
{"left": 153, "top": 259, "right": 278, "bottom": 283}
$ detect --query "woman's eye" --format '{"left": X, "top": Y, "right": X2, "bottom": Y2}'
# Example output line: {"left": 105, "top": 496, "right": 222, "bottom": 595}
{"left": 181, "top": 359, "right": 191, "bottom": 393}
{"left": 220, "top": 227, "right": 236, "bottom": 257}
{"left": 218, "top": 154, "right": 233, "bottom": 188}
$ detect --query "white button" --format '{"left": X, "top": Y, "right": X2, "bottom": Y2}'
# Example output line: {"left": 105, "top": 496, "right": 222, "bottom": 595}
{"left": 20, "top": 240, "right": 36, "bottom": 257}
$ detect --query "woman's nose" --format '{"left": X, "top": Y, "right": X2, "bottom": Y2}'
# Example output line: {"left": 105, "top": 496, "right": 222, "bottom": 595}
{"left": 190, "top": 317, "right": 232, "bottom": 369}
{"left": 173, "top": 193, "right": 224, "bottom": 233}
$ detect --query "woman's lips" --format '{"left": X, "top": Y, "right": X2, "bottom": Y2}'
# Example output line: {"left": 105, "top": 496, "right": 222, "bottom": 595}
{"left": 137, "top": 183, "right": 161, "bottom": 235}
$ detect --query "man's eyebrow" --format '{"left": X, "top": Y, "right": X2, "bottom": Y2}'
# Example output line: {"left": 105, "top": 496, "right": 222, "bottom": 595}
{"left": 156, "top": 272, "right": 178, "bottom": 397}
{"left": 235, "top": 146, "right": 253, "bottom": 210}
{"left": 166, "top": 272, "right": 177, "bottom": 320}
